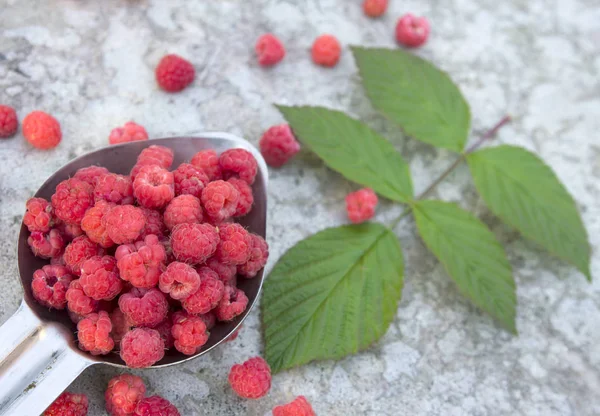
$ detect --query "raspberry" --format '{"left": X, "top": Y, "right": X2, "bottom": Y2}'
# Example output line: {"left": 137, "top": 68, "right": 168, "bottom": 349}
{"left": 77, "top": 310, "right": 115, "bottom": 355}
{"left": 133, "top": 165, "right": 175, "bottom": 209}
{"left": 311, "top": 35, "right": 341, "bottom": 67}
{"left": 395, "top": 13, "right": 430, "bottom": 48}
{"left": 155, "top": 54, "right": 195, "bottom": 93}
{"left": 103, "top": 205, "right": 146, "bottom": 244}
{"left": 273, "top": 396, "right": 316, "bottom": 416}
{"left": 345, "top": 188, "right": 378, "bottom": 223}
{"left": 216, "top": 286, "right": 248, "bottom": 321}
{"left": 228, "top": 357, "right": 272, "bottom": 399}
{"left": 63, "top": 235, "right": 102, "bottom": 275}
{"left": 80, "top": 255, "right": 123, "bottom": 301}
{"left": 172, "top": 163, "right": 208, "bottom": 197}
{"left": 120, "top": 328, "right": 165, "bottom": 368}
{"left": 95, "top": 173, "right": 134, "bottom": 205}
{"left": 139, "top": 208, "right": 167, "bottom": 239}
{"left": 51, "top": 254, "right": 66, "bottom": 266}
{"left": 182, "top": 267, "right": 225, "bottom": 314}
{"left": 159, "top": 262, "right": 201, "bottom": 300}
{"left": 119, "top": 288, "right": 169, "bottom": 327}
{"left": 66, "top": 279, "right": 99, "bottom": 315}
{"left": 201, "top": 180, "right": 240, "bottom": 223}
{"left": 205, "top": 257, "right": 237, "bottom": 287}
{"left": 74, "top": 165, "right": 110, "bottom": 187}
{"left": 362, "top": 0, "right": 388, "bottom": 18}
{"left": 171, "top": 311, "right": 209, "bottom": 355}
{"left": 227, "top": 178, "right": 253, "bottom": 217}
{"left": 139, "top": 145, "right": 174, "bottom": 168}
{"left": 109, "top": 121, "right": 149, "bottom": 145}
{"left": 110, "top": 308, "right": 132, "bottom": 345}
{"left": 238, "top": 234, "right": 269, "bottom": 278}
{"left": 225, "top": 326, "right": 241, "bottom": 342}
{"left": 170, "top": 223, "right": 219, "bottom": 264}
{"left": 0, "top": 104, "right": 18, "bottom": 138}
{"left": 152, "top": 318, "right": 174, "bottom": 349}
{"left": 51, "top": 178, "right": 94, "bottom": 225}
{"left": 190, "top": 149, "right": 222, "bottom": 181}
{"left": 134, "top": 396, "right": 180, "bottom": 416}
{"left": 81, "top": 200, "right": 114, "bottom": 248}
{"left": 199, "top": 311, "right": 216, "bottom": 330}
{"left": 219, "top": 148, "right": 258, "bottom": 185}
{"left": 60, "top": 222, "right": 85, "bottom": 240}
{"left": 163, "top": 195, "right": 203, "bottom": 230}
{"left": 22, "top": 110, "right": 61, "bottom": 149}
{"left": 24, "top": 197, "right": 54, "bottom": 232}
{"left": 31, "top": 265, "right": 73, "bottom": 309}
{"left": 215, "top": 223, "right": 252, "bottom": 265}
{"left": 259, "top": 124, "right": 300, "bottom": 167}
{"left": 255, "top": 34, "right": 286, "bottom": 67}
{"left": 105, "top": 374, "right": 147, "bottom": 416}
{"left": 43, "top": 392, "right": 88, "bottom": 416}
{"left": 116, "top": 234, "right": 166, "bottom": 288}
{"left": 28, "top": 229, "right": 65, "bottom": 259}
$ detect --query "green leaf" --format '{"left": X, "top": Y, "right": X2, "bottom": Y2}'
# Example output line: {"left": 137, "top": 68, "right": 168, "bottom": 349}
{"left": 412, "top": 200, "right": 516, "bottom": 332}
{"left": 467, "top": 145, "right": 591, "bottom": 280}
{"left": 351, "top": 46, "right": 471, "bottom": 152}
{"left": 261, "top": 223, "right": 404, "bottom": 373}
{"left": 276, "top": 105, "right": 413, "bottom": 203}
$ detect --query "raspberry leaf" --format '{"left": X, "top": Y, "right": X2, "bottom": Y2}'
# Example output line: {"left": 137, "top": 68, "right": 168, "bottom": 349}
{"left": 351, "top": 46, "right": 471, "bottom": 153}
{"left": 467, "top": 145, "right": 591, "bottom": 280}
{"left": 276, "top": 105, "right": 413, "bottom": 203}
{"left": 262, "top": 223, "right": 404, "bottom": 373}
{"left": 412, "top": 200, "right": 516, "bottom": 332}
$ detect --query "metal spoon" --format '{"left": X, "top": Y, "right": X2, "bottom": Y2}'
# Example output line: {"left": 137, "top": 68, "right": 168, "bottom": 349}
{"left": 0, "top": 133, "right": 268, "bottom": 416}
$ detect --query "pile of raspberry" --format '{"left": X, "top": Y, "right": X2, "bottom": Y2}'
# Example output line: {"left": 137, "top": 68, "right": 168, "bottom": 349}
{"left": 26, "top": 144, "right": 269, "bottom": 368}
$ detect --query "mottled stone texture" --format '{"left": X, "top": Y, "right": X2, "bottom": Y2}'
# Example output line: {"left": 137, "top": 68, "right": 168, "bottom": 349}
{"left": 1, "top": 0, "right": 599, "bottom": 415}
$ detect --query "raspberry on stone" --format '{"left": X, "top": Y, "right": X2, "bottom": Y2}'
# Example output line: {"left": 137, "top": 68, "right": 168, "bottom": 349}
{"left": 120, "top": 328, "right": 165, "bottom": 368}
{"left": 22, "top": 110, "right": 61, "bottom": 149}
{"left": 105, "top": 374, "right": 147, "bottom": 416}
{"left": 215, "top": 223, "right": 252, "bottom": 265}
{"left": 255, "top": 34, "right": 286, "bottom": 67}
{"left": 163, "top": 195, "right": 203, "bottom": 231}
{"left": 77, "top": 310, "right": 114, "bottom": 355}
{"left": 173, "top": 163, "right": 209, "bottom": 198}
{"left": 362, "top": 0, "right": 388, "bottom": 18}
{"left": 134, "top": 396, "right": 180, "bottom": 416}
{"left": 95, "top": 173, "right": 134, "bottom": 205}
{"left": 199, "top": 311, "right": 216, "bottom": 330}
{"left": 259, "top": 124, "right": 300, "bottom": 167}
{"left": 51, "top": 178, "right": 94, "bottom": 225}
{"left": 43, "top": 392, "right": 88, "bottom": 416}
{"left": 31, "top": 265, "right": 73, "bottom": 309}
{"left": 170, "top": 223, "right": 219, "bottom": 264}
{"left": 133, "top": 165, "right": 175, "bottom": 209}
{"left": 119, "top": 288, "right": 169, "bottom": 327}
{"left": 311, "top": 35, "right": 341, "bottom": 67}
{"left": 139, "top": 208, "right": 167, "bottom": 239}
{"left": 190, "top": 149, "right": 222, "bottom": 181}
{"left": 200, "top": 180, "right": 239, "bottom": 223}
{"left": 395, "top": 13, "right": 430, "bottom": 48}
{"left": 79, "top": 255, "right": 123, "bottom": 300}
{"left": 171, "top": 311, "right": 209, "bottom": 355}
{"left": 182, "top": 267, "right": 225, "bottom": 315}
{"left": 238, "top": 233, "right": 269, "bottom": 278}
{"left": 63, "top": 235, "right": 102, "bottom": 276}
{"left": 24, "top": 197, "right": 54, "bottom": 232}
{"left": 219, "top": 148, "right": 258, "bottom": 185}
{"left": 216, "top": 286, "right": 249, "bottom": 321}
{"left": 109, "top": 121, "right": 149, "bottom": 145}
{"left": 159, "top": 262, "right": 201, "bottom": 300}
{"left": 0, "top": 104, "right": 18, "bottom": 138}
{"left": 227, "top": 178, "right": 253, "bottom": 217}
{"left": 110, "top": 308, "right": 132, "bottom": 345}
{"left": 74, "top": 165, "right": 110, "bottom": 187}
{"left": 345, "top": 188, "right": 378, "bottom": 224}
{"left": 66, "top": 279, "right": 99, "bottom": 315}
{"left": 228, "top": 357, "right": 272, "bottom": 399}
{"left": 28, "top": 229, "right": 65, "bottom": 259}
{"left": 81, "top": 200, "right": 114, "bottom": 248}
{"left": 152, "top": 318, "right": 174, "bottom": 349}
{"left": 272, "top": 396, "right": 316, "bottom": 416}
{"left": 205, "top": 257, "right": 237, "bottom": 287}
{"left": 116, "top": 234, "right": 166, "bottom": 288}
{"left": 155, "top": 54, "right": 195, "bottom": 93}
{"left": 103, "top": 205, "right": 146, "bottom": 244}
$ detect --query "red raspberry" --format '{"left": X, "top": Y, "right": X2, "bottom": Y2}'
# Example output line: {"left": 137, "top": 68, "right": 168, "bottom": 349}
{"left": 395, "top": 13, "right": 430, "bottom": 48}
{"left": 24, "top": 197, "right": 54, "bottom": 232}
{"left": 134, "top": 396, "right": 180, "bottom": 416}
{"left": 219, "top": 148, "right": 258, "bottom": 185}
{"left": 171, "top": 311, "right": 209, "bottom": 355}
{"left": 190, "top": 149, "right": 222, "bottom": 181}
{"left": 77, "top": 310, "right": 115, "bottom": 355}
{"left": 345, "top": 188, "right": 378, "bottom": 223}
{"left": 31, "top": 265, "right": 73, "bottom": 309}
{"left": 80, "top": 255, "right": 122, "bottom": 300}
{"left": 199, "top": 311, "right": 216, "bottom": 330}
{"left": 259, "top": 124, "right": 300, "bottom": 167}
{"left": 200, "top": 180, "right": 239, "bottom": 222}
{"left": 95, "top": 173, "right": 134, "bottom": 205}
{"left": 66, "top": 279, "right": 99, "bottom": 315}
{"left": 163, "top": 195, "right": 203, "bottom": 230}
{"left": 159, "top": 262, "right": 201, "bottom": 300}
{"left": 0, "top": 104, "right": 18, "bottom": 138}
{"left": 138, "top": 145, "right": 174, "bottom": 168}
{"left": 215, "top": 223, "right": 252, "bottom": 265}
{"left": 81, "top": 200, "right": 114, "bottom": 248}
{"left": 152, "top": 318, "right": 174, "bottom": 349}
{"left": 120, "top": 328, "right": 165, "bottom": 368}
{"left": 173, "top": 163, "right": 209, "bottom": 197}
{"left": 109, "top": 121, "right": 149, "bottom": 145}
{"left": 273, "top": 396, "right": 316, "bottom": 416}
{"left": 182, "top": 267, "right": 225, "bottom": 314}
{"left": 51, "top": 178, "right": 94, "bottom": 225}
{"left": 74, "top": 165, "right": 110, "bottom": 187}
{"left": 170, "top": 223, "right": 219, "bottom": 264}
{"left": 63, "top": 235, "right": 102, "bottom": 275}
{"left": 110, "top": 308, "right": 132, "bottom": 345}
{"left": 311, "top": 35, "right": 341, "bottom": 67}
{"left": 238, "top": 234, "right": 269, "bottom": 278}
{"left": 133, "top": 165, "right": 175, "bottom": 209}
{"left": 105, "top": 374, "right": 147, "bottom": 416}
{"left": 139, "top": 208, "right": 167, "bottom": 239}
{"left": 22, "top": 110, "right": 61, "bottom": 149}
{"left": 119, "top": 288, "right": 169, "bottom": 327}
{"left": 155, "top": 54, "right": 195, "bottom": 93}
{"left": 28, "top": 229, "right": 65, "bottom": 259}
{"left": 362, "top": 0, "right": 388, "bottom": 18}
{"left": 228, "top": 357, "right": 272, "bottom": 399}
{"left": 205, "top": 257, "right": 237, "bottom": 287}
{"left": 255, "top": 34, "right": 286, "bottom": 67}
{"left": 43, "top": 392, "right": 88, "bottom": 416}
{"left": 227, "top": 178, "right": 253, "bottom": 217}
{"left": 116, "top": 234, "right": 166, "bottom": 288}
{"left": 60, "top": 222, "right": 85, "bottom": 241}
{"left": 225, "top": 326, "right": 241, "bottom": 342}
{"left": 103, "top": 205, "right": 146, "bottom": 244}
{"left": 216, "top": 286, "right": 248, "bottom": 321}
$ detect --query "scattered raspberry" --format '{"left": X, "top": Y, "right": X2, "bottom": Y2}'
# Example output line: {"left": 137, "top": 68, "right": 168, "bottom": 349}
{"left": 103, "top": 205, "right": 146, "bottom": 244}
{"left": 109, "top": 121, "right": 149, "bottom": 145}
{"left": 345, "top": 188, "right": 378, "bottom": 223}
{"left": 77, "top": 310, "right": 114, "bottom": 355}
{"left": 80, "top": 255, "right": 123, "bottom": 300}
{"left": 200, "top": 180, "right": 239, "bottom": 222}
{"left": 172, "top": 163, "right": 208, "bottom": 197}
{"left": 227, "top": 178, "right": 253, "bottom": 217}
{"left": 31, "top": 265, "right": 73, "bottom": 309}
{"left": 66, "top": 279, "right": 99, "bottom": 315}
{"left": 74, "top": 165, "right": 110, "bottom": 187}
{"left": 120, "top": 328, "right": 165, "bottom": 368}
{"left": 28, "top": 229, "right": 65, "bottom": 259}
{"left": 105, "top": 374, "right": 147, "bottom": 416}
{"left": 81, "top": 201, "right": 114, "bottom": 248}
{"left": 155, "top": 54, "right": 195, "bottom": 93}
{"left": 219, "top": 148, "right": 258, "bottom": 184}
{"left": 215, "top": 223, "right": 252, "bottom": 265}
{"left": 216, "top": 286, "right": 249, "bottom": 321}
{"left": 95, "top": 173, "right": 134, "bottom": 205}
{"left": 182, "top": 267, "right": 225, "bottom": 314}
{"left": 205, "top": 257, "right": 237, "bottom": 287}
{"left": 60, "top": 222, "right": 85, "bottom": 240}
{"left": 395, "top": 13, "right": 430, "bottom": 48}
{"left": 238, "top": 234, "right": 269, "bottom": 278}
{"left": 311, "top": 35, "right": 341, "bottom": 67}
{"left": 43, "top": 392, "right": 88, "bottom": 416}
{"left": 228, "top": 357, "right": 272, "bottom": 399}
{"left": 159, "top": 261, "right": 201, "bottom": 300}
{"left": 119, "top": 288, "right": 169, "bottom": 327}
{"left": 255, "top": 34, "right": 286, "bottom": 67}
{"left": 110, "top": 308, "right": 132, "bottom": 345}
{"left": 259, "top": 124, "right": 300, "bottom": 167}
{"left": 163, "top": 195, "right": 203, "bottom": 230}
{"left": 171, "top": 311, "right": 209, "bottom": 355}
{"left": 0, "top": 104, "right": 18, "bottom": 138}
{"left": 362, "top": 0, "right": 388, "bottom": 18}
{"left": 63, "top": 235, "right": 102, "bottom": 275}
{"left": 225, "top": 326, "right": 241, "bottom": 342}
{"left": 170, "top": 223, "right": 219, "bottom": 264}
{"left": 22, "top": 110, "right": 61, "bottom": 149}
{"left": 133, "top": 165, "right": 175, "bottom": 209}
{"left": 139, "top": 208, "right": 167, "bottom": 239}
{"left": 24, "top": 197, "right": 54, "bottom": 232}
{"left": 190, "top": 149, "right": 222, "bottom": 181}
{"left": 51, "top": 178, "right": 94, "bottom": 225}
{"left": 152, "top": 318, "right": 174, "bottom": 349}
{"left": 116, "top": 234, "right": 166, "bottom": 288}
{"left": 273, "top": 396, "right": 316, "bottom": 416}
{"left": 199, "top": 311, "right": 216, "bottom": 330}
{"left": 134, "top": 396, "right": 180, "bottom": 416}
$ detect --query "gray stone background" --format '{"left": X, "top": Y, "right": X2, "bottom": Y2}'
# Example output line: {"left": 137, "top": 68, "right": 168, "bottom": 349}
{"left": 1, "top": 0, "right": 599, "bottom": 415}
